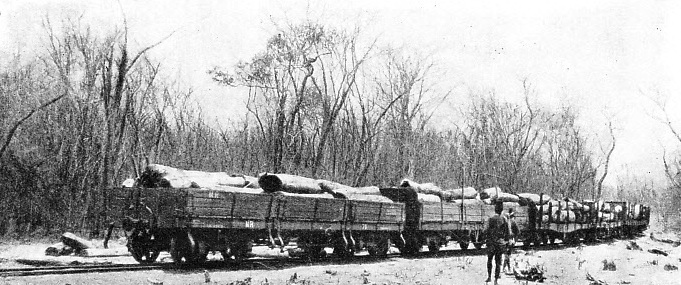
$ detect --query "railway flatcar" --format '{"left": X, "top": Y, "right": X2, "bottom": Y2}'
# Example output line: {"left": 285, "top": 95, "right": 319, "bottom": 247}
{"left": 380, "top": 187, "right": 508, "bottom": 253}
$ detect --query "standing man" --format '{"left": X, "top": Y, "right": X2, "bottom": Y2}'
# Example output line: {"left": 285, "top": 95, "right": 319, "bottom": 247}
{"left": 485, "top": 201, "right": 508, "bottom": 285}
{"left": 503, "top": 208, "right": 520, "bottom": 274}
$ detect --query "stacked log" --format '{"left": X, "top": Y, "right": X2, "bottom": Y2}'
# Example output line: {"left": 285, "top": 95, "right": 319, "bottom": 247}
{"left": 399, "top": 179, "right": 480, "bottom": 203}
{"left": 478, "top": 187, "right": 521, "bottom": 203}
{"left": 631, "top": 204, "right": 643, "bottom": 220}
{"left": 417, "top": 193, "right": 442, "bottom": 203}
{"left": 399, "top": 179, "right": 442, "bottom": 196}
{"left": 45, "top": 242, "right": 74, "bottom": 256}
{"left": 494, "top": 192, "right": 520, "bottom": 203}
{"left": 61, "top": 232, "right": 95, "bottom": 253}
{"left": 440, "top": 187, "right": 477, "bottom": 202}
{"left": 258, "top": 173, "right": 325, "bottom": 194}
{"left": 201, "top": 185, "right": 264, "bottom": 194}
{"left": 517, "top": 193, "right": 551, "bottom": 205}
{"left": 121, "top": 178, "right": 136, "bottom": 188}
{"left": 342, "top": 193, "right": 394, "bottom": 203}
{"left": 138, "top": 164, "right": 256, "bottom": 189}
{"left": 452, "top": 198, "right": 485, "bottom": 205}
{"left": 479, "top": 187, "right": 503, "bottom": 200}
{"left": 329, "top": 186, "right": 382, "bottom": 198}
{"left": 272, "top": 191, "right": 335, "bottom": 199}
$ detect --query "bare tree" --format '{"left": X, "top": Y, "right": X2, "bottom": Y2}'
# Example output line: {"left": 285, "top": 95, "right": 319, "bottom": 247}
{"left": 595, "top": 121, "right": 616, "bottom": 199}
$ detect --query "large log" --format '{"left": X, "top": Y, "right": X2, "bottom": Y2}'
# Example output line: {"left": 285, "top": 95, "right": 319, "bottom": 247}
{"left": 493, "top": 192, "right": 520, "bottom": 203}
{"left": 258, "top": 173, "right": 325, "bottom": 194}
{"left": 61, "top": 232, "right": 95, "bottom": 252}
{"left": 517, "top": 193, "right": 551, "bottom": 205}
{"left": 329, "top": 186, "right": 382, "bottom": 198}
{"left": 199, "top": 185, "right": 264, "bottom": 194}
{"left": 242, "top": 175, "right": 260, "bottom": 189}
{"left": 138, "top": 164, "right": 251, "bottom": 189}
{"left": 479, "top": 187, "right": 503, "bottom": 200}
{"left": 272, "top": 191, "right": 334, "bottom": 199}
{"left": 45, "top": 242, "right": 74, "bottom": 256}
{"left": 452, "top": 198, "right": 485, "bottom": 205}
{"left": 343, "top": 193, "right": 394, "bottom": 203}
{"left": 400, "top": 179, "right": 442, "bottom": 195}
{"left": 440, "top": 187, "right": 477, "bottom": 201}
{"left": 317, "top": 179, "right": 350, "bottom": 192}
{"left": 417, "top": 193, "right": 441, "bottom": 203}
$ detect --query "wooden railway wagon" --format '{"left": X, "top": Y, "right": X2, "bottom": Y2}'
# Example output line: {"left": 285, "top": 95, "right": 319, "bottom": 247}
{"left": 110, "top": 186, "right": 404, "bottom": 264}
{"left": 530, "top": 198, "right": 595, "bottom": 245}
{"left": 623, "top": 203, "right": 650, "bottom": 236}
{"left": 380, "top": 187, "right": 509, "bottom": 254}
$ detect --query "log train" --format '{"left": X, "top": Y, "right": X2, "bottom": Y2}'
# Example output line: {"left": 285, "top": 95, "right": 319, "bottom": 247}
{"left": 109, "top": 165, "right": 651, "bottom": 264}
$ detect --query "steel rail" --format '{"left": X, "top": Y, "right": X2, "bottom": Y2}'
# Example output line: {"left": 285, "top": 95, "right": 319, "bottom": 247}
{"left": 0, "top": 236, "right": 632, "bottom": 277}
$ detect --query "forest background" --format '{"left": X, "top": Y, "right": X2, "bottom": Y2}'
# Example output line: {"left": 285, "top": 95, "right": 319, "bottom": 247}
{"left": 1, "top": 0, "right": 680, "bottom": 238}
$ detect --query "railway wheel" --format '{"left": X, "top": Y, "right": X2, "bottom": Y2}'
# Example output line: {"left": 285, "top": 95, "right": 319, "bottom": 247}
{"left": 541, "top": 234, "right": 549, "bottom": 245}
{"left": 458, "top": 241, "right": 469, "bottom": 250}
{"left": 220, "top": 249, "right": 233, "bottom": 261}
{"left": 231, "top": 239, "right": 255, "bottom": 261}
{"left": 333, "top": 239, "right": 353, "bottom": 258}
{"left": 473, "top": 242, "right": 483, "bottom": 250}
{"left": 533, "top": 233, "right": 543, "bottom": 246}
{"left": 428, "top": 240, "right": 440, "bottom": 253}
{"left": 189, "top": 240, "right": 209, "bottom": 263}
{"left": 170, "top": 231, "right": 197, "bottom": 264}
{"left": 128, "top": 233, "right": 161, "bottom": 264}
{"left": 368, "top": 238, "right": 390, "bottom": 257}
{"left": 397, "top": 235, "right": 419, "bottom": 255}
{"left": 549, "top": 236, "right": 556, "bottom": 245}
{"left": 333, "top": 244, "right": 353, "bottom": 258}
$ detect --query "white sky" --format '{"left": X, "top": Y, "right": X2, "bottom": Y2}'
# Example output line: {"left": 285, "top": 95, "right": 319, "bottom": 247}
{"left": 1, "top": 0, "right": 681, "bottom": 187}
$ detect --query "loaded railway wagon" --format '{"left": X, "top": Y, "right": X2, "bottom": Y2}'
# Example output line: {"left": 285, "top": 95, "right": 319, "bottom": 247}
{"left": 380, "top": 187, "right": 500, "bottom": 253}
{"left": 531, "top": 198, "right": 595, "bottom": 245}
{"left": 110, "top": 184, "right": 650, "bottom": 264}
{"left": 623, "top": 203, "right": 650, "bottom": 236}
{"left": 110, "top": 186, "right": 404, "bottom": 264}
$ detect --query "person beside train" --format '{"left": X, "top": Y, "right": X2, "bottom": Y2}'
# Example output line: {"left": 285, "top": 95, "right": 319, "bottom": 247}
{"left": 503, "top": 208, "right": 520, "bottom": 275}
{"left": 485, "top": 201, "right": 509, "bottom": 285}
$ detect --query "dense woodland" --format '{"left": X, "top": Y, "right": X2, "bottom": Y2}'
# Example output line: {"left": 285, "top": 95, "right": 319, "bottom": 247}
{"left": 1, "top": 18, "right": 679, "bottom": 237}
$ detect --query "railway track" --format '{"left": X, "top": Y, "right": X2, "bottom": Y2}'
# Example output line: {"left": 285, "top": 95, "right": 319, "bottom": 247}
{"left": 0, "top": 263, "right": 165, "bottom": 277}
{"left": 0, "top": 237, "right": 610, "bottom": 277}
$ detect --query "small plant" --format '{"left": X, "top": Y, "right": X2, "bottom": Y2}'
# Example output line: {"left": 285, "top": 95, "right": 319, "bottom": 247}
{"left": 227, "top": 277, "right": 252, "bottom": 285}
{"left": 325, "top": 270, "right": 337, "bottom": 276}
{"left": 601, "top": 259, "right": 616, "bottom": 271}
{"left": 664, "top": 264, "right": 678, "bottom": 271}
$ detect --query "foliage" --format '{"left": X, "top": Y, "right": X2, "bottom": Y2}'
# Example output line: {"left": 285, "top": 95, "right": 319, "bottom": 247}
{"left": 1, "top": 18, "right": 609, "bottom": 237}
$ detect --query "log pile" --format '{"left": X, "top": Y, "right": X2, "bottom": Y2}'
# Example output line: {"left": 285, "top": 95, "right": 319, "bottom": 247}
{"left": 258, "top": 173, "right": 392, "bottom": 203}
{"left": 61, "top": 232, "right": 95, "bottom": 253}
{"left": 439, "top": 187, "right": 477, "bottom": 201}
{"left": 259, "top": 173, "right": 324, "bottom": 194}
{"left": 45, "top": 232, "right": 130, "bottom": 257}
{"left": 45, "top": 242, "right": 74, "bottom": 256}
{"left": 138, "top": 164, "right": 259, "bottom": 189}
{"left": 517, "top": 193, "right": 551, "bottom": 205}
{"left": 399, "top": 179, "right": 479, "bottom": 203}
{"left": 477, "top": 187, "right": 521, "bottom": 204}
{"left": 399, "top": 179, "right": 442, "bottom": 196}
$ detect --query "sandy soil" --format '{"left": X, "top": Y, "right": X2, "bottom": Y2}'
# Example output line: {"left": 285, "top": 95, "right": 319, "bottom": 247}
{"left": 1, "top": 231, "right": 680, "bottom": 285}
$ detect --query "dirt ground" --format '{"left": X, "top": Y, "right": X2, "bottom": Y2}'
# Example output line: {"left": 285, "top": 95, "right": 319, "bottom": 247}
{"left": 1, "top": 230, "right": 680, "bottom": 285}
